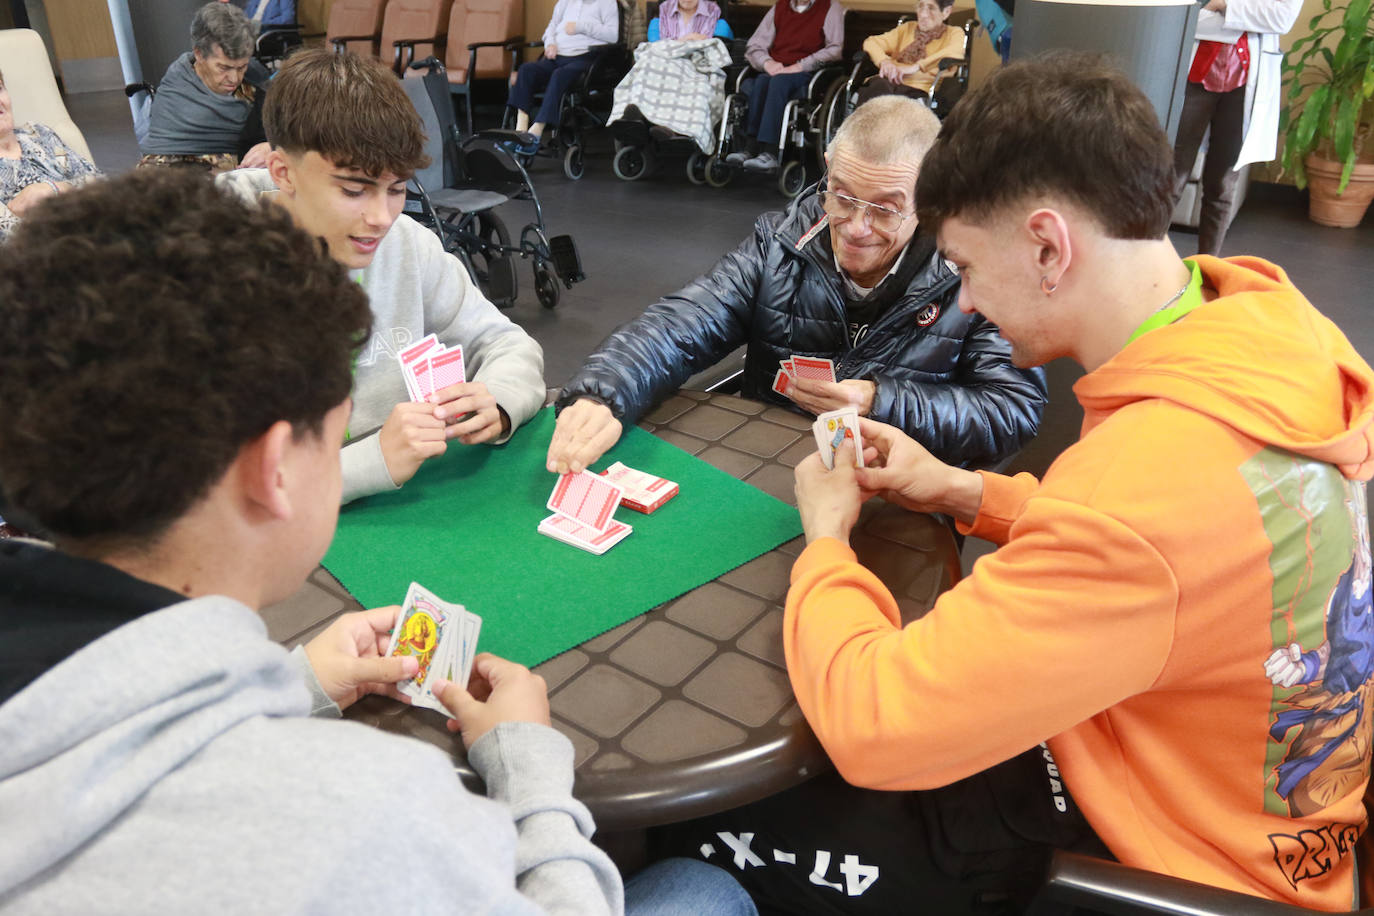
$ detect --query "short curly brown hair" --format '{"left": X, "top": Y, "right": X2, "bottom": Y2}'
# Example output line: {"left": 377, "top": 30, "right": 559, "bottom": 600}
{"left": 0, "top": 169, "right": 372, "bottom": 547}
{"left": 916, "top": 51, "right": 1175, "bottom": 240}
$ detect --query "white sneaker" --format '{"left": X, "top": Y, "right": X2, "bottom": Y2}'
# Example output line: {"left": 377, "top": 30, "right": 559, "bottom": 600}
{"left": 742, "top": 151, "right": 778, "bottom": 171}
{"left": 724, "top": 150, "right": 749, "bottom": 166}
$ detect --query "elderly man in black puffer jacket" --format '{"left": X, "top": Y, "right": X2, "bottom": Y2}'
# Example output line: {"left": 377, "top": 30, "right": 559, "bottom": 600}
{"left": 548, "top": 96, "right": 1047, "bottom": 473}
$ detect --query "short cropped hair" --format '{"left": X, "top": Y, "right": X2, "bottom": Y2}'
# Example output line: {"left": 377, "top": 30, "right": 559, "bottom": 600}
{"left": 828, "top": 95, "right": 941, "bottom": 172}
{"left": 264, "top": 48, "right": 429, "bottom": 179}
{"left": 191, "top": 2, "right": 258, "bottom": 60}
{"left": 0, "top": 170, "right": 372, "bottom": 548}
{"left": 915, "top": 51, "right": 1176, "bottom": 240}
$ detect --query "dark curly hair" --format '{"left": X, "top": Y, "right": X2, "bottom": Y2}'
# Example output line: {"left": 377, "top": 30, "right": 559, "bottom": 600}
{"left": 0, "top": 169, "right": 372, "bottom": 547}
{"left": 916, "top": 51, "right": 1176, "bottom": 240}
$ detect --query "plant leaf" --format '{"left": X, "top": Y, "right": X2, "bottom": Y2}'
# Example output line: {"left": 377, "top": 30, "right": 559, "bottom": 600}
{"left": 1291, "top": 83, "right": 1330, "bottom": 158}
{"left": 1333, "top": 91, "right": 1356, "bottom": 165}
{"left": 1342, "top": 0, "right": 1371, "bottom": 40}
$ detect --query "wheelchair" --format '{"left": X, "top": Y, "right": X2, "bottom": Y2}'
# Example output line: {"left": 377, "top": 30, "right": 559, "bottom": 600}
{"left": 700, "top": 36, "right": 850, "bottom": 199}
{"left": 499, "top": 1, "right": 634, "bottom": 180}
{"left": 606, "top": 0, "right": 736, "bottom": 184}
{"left": 813, "top": 13, "right": 978, "bottom": 172}
{"left": 403, "top": 58, "right": 586, "bottom": 309}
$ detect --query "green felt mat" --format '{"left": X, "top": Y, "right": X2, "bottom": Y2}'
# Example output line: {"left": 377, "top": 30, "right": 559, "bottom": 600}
{"left": 323, "top": 407, "right": 801, "bottom": 666}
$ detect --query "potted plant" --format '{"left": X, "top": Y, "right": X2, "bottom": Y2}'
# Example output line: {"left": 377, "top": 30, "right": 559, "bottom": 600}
{"left": 1280, "top": 0, "right": 1374, "bottom": 227}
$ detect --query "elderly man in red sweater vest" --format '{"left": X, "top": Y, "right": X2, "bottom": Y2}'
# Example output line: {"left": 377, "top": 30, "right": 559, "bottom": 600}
{"left": 726, "top": 0, "right": 844, "bottom": 171}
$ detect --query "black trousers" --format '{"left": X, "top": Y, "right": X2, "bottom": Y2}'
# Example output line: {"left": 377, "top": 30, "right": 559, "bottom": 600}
{"left": 649, "top": 744, "right": 1113, "bottom": 916}
{"left": 1172, "top": 80, "right": 1247, "bottom": 257}
{"left": 853, "top": 76, "right": 929, "bottom": 109}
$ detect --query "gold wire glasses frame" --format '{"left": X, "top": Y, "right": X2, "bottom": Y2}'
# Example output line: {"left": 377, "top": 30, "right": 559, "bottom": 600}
{"left": 817, "top": 190, "right": 915, "bottom": 233}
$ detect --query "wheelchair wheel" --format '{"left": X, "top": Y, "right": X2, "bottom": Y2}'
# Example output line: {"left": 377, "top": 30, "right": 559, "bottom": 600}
{"left": 704, "top": 154, "right": 733, "bottom": 188}
{"left": 779, "top": 160, "right": 807, "bottom": 199}
{"left": 613, "top": 145, "right": 649, "bottom": 181}
{"left": 463, "top": 211, "right": 516, "bottom": 306}
{"left": 818, "top": 78, "right": 852, "bottom": 174}
{"left": 563, "top": 145, "right": 585, "bottom": 180}
{"left": 686, "top": 149, "right": 709, "bottom": 185}
{"left": 534, "top": 261, "right": 561, "bottom": 309}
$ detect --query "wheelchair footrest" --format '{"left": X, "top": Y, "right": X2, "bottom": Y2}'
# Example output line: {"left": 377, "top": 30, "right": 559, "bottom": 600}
{"left": 549, "top": 235, "right": 585, "bottom": 286}
{"left": 486, "top": 256, "right": 519, "bottom": 304}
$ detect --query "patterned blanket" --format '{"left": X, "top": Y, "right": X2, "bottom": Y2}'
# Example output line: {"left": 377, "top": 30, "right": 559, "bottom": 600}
{"left": 609, "top": 38, "right": 732, "bottom": 154}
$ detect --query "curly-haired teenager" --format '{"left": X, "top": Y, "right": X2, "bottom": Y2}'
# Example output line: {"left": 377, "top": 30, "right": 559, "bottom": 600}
{"left": 0, "top": 169, "right": 754, "bottom": 915}
{"left": 218, "top": 49, "right": 546, "bottom": 503}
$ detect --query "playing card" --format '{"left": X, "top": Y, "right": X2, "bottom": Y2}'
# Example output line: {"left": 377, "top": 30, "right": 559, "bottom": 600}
{"left": 410, "top": 359, "right": 436, "bottom": 401}
{"left": 600, "top": 461, "right": 679, "bottom": 514}
{"left": 426, "top": 346, "right": 466, "bottom": 398}
{"left": 791, "top": 356, "right": 837, "bottom": 383}
{"left": 547, "top": 470, "right": 624, "bottom": 533}
{"left": 780, "top": 358, "right": 796, "bottom": 378}
{"left": 385, "top": 582, "right": 483, "bottom": 716}
{"left": 384, "top": 582, "right": 452, "bottom": 703}
{"left": 772, "top": 369, "right": 794, "bottom": 398}
{"left": 538, "top": 513, "right": 633, "bottom": 554}
{"left": 397, "top": 334, "right": 440, "bottom": 402}
{"left": 813, "top": 408, "right": 864, "bottom": 470}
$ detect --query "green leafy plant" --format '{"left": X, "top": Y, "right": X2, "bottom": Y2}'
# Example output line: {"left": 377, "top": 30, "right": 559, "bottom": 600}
{"left": 1280, "top": 0, "right": 1374, "bottom": 192}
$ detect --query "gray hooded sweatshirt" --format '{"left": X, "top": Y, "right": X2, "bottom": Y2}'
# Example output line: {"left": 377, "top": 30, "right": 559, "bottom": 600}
{"left": 216, "top": 169, "right": 547, "bottom": 504}
{"left": 0, "top": 584, "right": 621, "bottom": 914}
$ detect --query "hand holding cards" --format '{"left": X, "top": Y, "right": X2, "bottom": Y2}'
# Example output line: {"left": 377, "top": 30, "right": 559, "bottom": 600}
{"left": 397, "top": 333, "right": 465, "bottom": 402}
{"left": 813, "top": 408, "right": 864, "bottom": 469}
{"left": 773, "top": 355, "right": 836, "bottom": 399}
{"left": 385, "top": 582, "right": 482, "bottom": 715}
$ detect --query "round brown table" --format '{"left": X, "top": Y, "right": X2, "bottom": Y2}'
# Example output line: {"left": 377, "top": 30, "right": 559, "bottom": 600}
{"left": 262, "top": 390, "right": 960, "bottom": 830}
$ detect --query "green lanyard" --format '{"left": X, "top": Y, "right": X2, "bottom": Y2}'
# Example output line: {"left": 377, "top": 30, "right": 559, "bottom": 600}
{"left": 1126, "top": 259, "right": 1205, "bottom": 344}
{"left": 344, "top": 273, "right": 365, "bottom": 442}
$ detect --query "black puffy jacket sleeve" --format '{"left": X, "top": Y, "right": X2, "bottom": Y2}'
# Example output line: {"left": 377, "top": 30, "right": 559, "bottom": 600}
{"left": 555, "top": 213, "right": 778, "bottom": 424}
{"left": 866, "top": 314, "right": 1048, "bottom": 470}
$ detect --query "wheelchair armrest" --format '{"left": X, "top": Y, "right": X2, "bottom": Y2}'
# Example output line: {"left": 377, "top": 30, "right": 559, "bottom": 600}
{"left": 124, "top": 81, "right": 153, "bottom": 98}
{"left": 1040, "top": 853, "right": 1322, "bottom": 916}
{"left": 935, "top": 56, "right": 964, "bottom": 71}
{"left": 468, "top": 38, "right": 523, "bottom": 50}
{"left": 524, "top": 40, "right": 546, "bottom": 48}
{"left": 806, "top": 63, "right": 845, "bottom": 96}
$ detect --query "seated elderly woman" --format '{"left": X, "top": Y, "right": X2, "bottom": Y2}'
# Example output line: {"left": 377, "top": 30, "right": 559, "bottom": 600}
{"left": 138, "top": 2, "right": 271, "bottom": 173}
{"left": 0, "top": 68, "right": 100, "bottom": 242}
{"left": 608, "top": 0, "right": 733, "bottom": 154}
{"left": 507, "top": 0, "right": 619, "bottom": 155}
{"left": 648, "top": 0, "right": 731, "bottom": 41}
{"left": 855, "top": 0, "right": 963, "bottom": 107}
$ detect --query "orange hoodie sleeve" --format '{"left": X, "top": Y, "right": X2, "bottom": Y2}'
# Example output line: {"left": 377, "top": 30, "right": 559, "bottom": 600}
{"left": 957, "top": 470, "right": 1039, "bottom": 546}
{"left": 784, "top": 496, "right": 1180, "bottom": 791}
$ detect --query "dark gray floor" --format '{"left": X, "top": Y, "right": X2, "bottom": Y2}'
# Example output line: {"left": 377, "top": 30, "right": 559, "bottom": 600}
{"left": 67, "top": 89, "right": 1374, "bottom": 508}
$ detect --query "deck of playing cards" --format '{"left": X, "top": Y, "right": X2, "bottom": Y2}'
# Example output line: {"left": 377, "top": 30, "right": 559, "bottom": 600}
{"left": 813, "top": 407, "right": 864, "bottom": 469}
{"left": 385, "top": 582, "right": 482, "bottom": 716}
{"left": 397, "top": 333, "right": 465, "bottom": 403}
{"left": 773, "top": 355, "right": 837, "bottom": 397}
{"left": 599, "top": 462, "right": 679, "bottom": 514}
{"left": 539, "top": 469, "right": 634, "bottom": 555}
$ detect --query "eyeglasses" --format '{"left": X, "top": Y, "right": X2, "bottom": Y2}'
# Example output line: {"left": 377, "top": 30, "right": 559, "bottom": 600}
{"left": 818, "top": 190, "right": 914, "bottom": 233}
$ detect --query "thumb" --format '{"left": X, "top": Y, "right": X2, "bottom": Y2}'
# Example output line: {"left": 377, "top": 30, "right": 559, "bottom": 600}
{"left": 834, "top": 439, "right": 856, "bottom": 468}
{"left": 431, "top": 677, "right": 479, "bottom": 725}
{"left": 350, "top": 653, "right": 418, "bottom": 686}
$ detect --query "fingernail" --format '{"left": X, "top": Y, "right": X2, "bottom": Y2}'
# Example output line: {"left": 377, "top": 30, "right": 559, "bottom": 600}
{"left": 431, "top": 677, "right": 450, "bottom": 693}
{"left": 401, "top": 657, "right": 419, "bottom": 675}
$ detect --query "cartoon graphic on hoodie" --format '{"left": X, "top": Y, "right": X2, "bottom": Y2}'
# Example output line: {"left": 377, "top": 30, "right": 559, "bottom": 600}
{"left": 1263, "top": 482, "right": 1373, "bottom": 817}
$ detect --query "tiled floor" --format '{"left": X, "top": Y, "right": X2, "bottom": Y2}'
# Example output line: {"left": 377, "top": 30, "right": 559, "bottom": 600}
{"left": 64, "top": 89, "right": 1374, "bottom": 547}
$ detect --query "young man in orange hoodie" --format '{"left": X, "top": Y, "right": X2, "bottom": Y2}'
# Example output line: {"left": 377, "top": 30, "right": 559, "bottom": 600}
{"left": 655, "top": 52, "right": 1374, "bottom": 914}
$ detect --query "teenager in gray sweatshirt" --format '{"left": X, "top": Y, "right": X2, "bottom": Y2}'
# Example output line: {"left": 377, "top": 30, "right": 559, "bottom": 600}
{"left": 0, "top": 169, "right": 754, "bottom": 915}
{"left": 217, "top": 49, "right": 546, "bottom": 504}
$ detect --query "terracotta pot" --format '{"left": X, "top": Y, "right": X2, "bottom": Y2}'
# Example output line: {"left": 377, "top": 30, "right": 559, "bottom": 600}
{"left": 1305, "top": 153, "right": 1374, "bottom": 228}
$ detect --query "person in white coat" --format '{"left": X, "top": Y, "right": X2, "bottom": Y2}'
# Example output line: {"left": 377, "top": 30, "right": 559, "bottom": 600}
{"left": 1171, "top": 0, "right": 1302, "bottom": 256}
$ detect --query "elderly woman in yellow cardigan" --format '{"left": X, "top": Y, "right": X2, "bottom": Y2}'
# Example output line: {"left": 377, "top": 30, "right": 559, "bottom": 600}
{"left": 855, "top": 0, "right": 962, "bottom": 106}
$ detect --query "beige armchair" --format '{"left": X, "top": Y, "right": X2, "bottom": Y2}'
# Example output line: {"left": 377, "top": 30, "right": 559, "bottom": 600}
{"left": 0, "top": 28, "right": 93, "bottom": 163}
